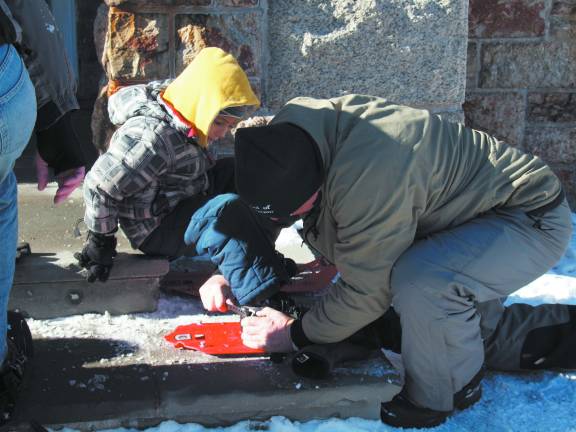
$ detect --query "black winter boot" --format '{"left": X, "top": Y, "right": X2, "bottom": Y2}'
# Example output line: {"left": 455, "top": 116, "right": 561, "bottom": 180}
{"left": 453, "top": 367, "right": 483, "bottom": 410}
{"left": 380, "top": 369, "right": 483, "bottom": 429}
{"left": 0, "top": 311, "right": 33, "bottom": 425}
{"left": 381, "top": 393, "right": 451, "bottom": 429}
{"left": 520, "top": 306, "right": 576, "bottom": 370}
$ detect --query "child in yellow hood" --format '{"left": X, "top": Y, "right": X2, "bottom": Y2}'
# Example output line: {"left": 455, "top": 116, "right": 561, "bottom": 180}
{"left": 162, "top": 47, "right": 259, "bottom": 146}
{"left": 76, "top": 48, "right": 295, "bottom": 300}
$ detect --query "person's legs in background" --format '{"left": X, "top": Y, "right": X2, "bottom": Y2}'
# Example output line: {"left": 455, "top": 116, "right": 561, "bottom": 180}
{"left": 479, "top": 200, "right": 576, "bottom": 372}
{"left": 0, "top": 43, "right": 37, "bottom": 421}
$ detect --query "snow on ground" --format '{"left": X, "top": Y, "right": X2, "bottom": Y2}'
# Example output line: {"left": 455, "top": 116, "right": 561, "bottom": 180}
{"left": 55, "top": 214, "right": 576, "bottom": 432}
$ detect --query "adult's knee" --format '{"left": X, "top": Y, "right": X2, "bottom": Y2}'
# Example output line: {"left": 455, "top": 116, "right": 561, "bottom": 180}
{"left": 391, "top": 253, "right": 431, "bottom": 301}
{"left": 390, "top": 252, "right": 455, "bottom": 317}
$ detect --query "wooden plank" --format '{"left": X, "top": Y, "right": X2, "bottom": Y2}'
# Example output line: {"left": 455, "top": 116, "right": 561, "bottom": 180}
{"left": 10, "top": 278, "right": 160, "bottom": 319}
{"left": 14, "top": 251, "right": 169, "bottom": 284}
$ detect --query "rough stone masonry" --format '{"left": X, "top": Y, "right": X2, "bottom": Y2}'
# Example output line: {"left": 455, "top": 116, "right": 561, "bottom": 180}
{"left": 90, "top": 0, "right": 468, "bottom": 152}
{"left": 78, "top": 0, "right": 574, "bottom": 205}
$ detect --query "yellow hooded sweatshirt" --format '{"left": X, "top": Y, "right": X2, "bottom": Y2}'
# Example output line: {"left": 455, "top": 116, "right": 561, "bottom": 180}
{"left": 162, "top": 47, "right": 260, "bottom": 147}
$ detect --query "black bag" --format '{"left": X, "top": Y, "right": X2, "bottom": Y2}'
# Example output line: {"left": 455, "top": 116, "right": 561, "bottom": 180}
{"left": 292, "top": 342, "right": 376, "bottom": 379}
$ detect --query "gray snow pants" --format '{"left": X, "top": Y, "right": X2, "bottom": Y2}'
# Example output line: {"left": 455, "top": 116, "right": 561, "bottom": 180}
{"left": 390, "top": 198, "right": 572, "bottom": 411}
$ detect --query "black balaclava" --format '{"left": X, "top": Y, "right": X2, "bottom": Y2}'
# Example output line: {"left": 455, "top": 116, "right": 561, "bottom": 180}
{"left": 235, "top": 122, "right": 323, "bottom": 218}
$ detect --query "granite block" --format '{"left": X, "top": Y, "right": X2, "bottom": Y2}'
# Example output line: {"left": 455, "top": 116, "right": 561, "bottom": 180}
{"left": 217, "top": 0, "right": 259, "bottom": 5}
{"left": 550, "top": 166, "right": 576, "bottom": 209}
{"left": 469, "top": 0, "right": 545, "bottom": 38}
{"left": 106, "top": 0, "right": 211, "bottom": 5}
{"left": 267, "top": 0, "right": 468, "bottom": 110}
{"left": 550, "top": 0, "right": 576, "bottom": 40}
{"left": 157, "top": 353, "right": 401, "bottom": 426}
{"left": 463, "top": 92, "right": 525, "bottom": 147}
{"left": 175, "top": 12, "right": 262, "bottom": 76}
{"left": 479, "top": 41, "right": 576, "bottom": 89}
{"left": 524, "top": 126, "right": 576, "bottom": 164}
{"left": 528, "top": 92, "right": 576, "bottom": 123}
{"left": 467, "top": 42, "right": 478, "bottom": 90}
{"left": 107, "top": 10, "right": 169, "bottom": 80}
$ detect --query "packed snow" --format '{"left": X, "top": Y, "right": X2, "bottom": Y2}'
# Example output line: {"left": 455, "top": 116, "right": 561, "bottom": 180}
{"left": 50, "top": 214, "right": 576, "bottom": 432}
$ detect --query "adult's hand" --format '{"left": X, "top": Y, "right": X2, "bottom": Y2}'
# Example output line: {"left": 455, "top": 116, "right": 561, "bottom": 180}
{"left": 241, "top": 307, "right": 295, "bottom": 353}
{"left": 36, "top": 151, "right": 85, "bottom": 204}
{"left": 199, "top": 274, "right": 232, "bottom": 312}
{"left": 74, "top": 231, "right": 117, "bottom": 282}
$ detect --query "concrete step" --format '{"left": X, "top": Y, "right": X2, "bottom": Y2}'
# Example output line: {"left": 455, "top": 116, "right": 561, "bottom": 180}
{"left": 12, "top": 182, "right": 402, "bottom": 430}
{"left": 13, "top": 307, "right": 402, "bottom": 430}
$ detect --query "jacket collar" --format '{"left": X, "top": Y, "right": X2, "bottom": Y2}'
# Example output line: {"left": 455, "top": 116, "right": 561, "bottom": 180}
{"left": 158, "top": 92, "right": 199, "bottom": 139}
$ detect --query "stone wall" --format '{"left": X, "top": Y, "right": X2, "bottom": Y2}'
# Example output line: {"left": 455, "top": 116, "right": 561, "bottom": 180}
{"left": 464, "top": 0, "right": 576, "bottom": 207}
{"left": 83, "top": 0, "right": 574, "bottom": 207}
{"left": 267, "top": 0, "right": 468, "bottom": 114}
{"left": 91, "top": 0, "right": 265, "bottom": 153}
{"left": 101, "top": 0, "right": 263, "bottom": 90}
{"left": 89, "top": 0, "right": 469, "bottom": 153}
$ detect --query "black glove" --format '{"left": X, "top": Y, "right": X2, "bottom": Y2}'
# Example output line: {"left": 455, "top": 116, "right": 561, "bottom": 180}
{"left": 260, "top": 292, "right": 307, "bottom": 319}
{"left": 283, "top": 257, "right": 299, "bottom": 278}
{"left": 74, "top": 231, "right": 117, "bottom": 282}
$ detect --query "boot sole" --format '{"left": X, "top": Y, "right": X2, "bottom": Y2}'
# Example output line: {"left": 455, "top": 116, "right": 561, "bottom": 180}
{"left": 381, "top": 384, "right": 482, "bottom": 428}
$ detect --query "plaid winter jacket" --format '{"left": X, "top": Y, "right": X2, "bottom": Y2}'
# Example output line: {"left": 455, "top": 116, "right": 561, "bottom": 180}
{"left": 83, "top": 80, "right": 214, "bottom": 248}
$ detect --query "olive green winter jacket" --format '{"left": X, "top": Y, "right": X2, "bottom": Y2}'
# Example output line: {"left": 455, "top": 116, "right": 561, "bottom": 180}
{"left": 271, "top": 94, "right": 563, "bottom": 344}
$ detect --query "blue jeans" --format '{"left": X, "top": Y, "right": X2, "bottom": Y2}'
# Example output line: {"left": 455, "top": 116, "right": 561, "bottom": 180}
{"left": 0, "top": 44, "right": 36, "bottom": 362}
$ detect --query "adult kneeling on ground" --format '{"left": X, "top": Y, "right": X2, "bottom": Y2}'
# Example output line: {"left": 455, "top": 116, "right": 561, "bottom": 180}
{"left": 233, "top": 94, "right": 573, "bottom": 429}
